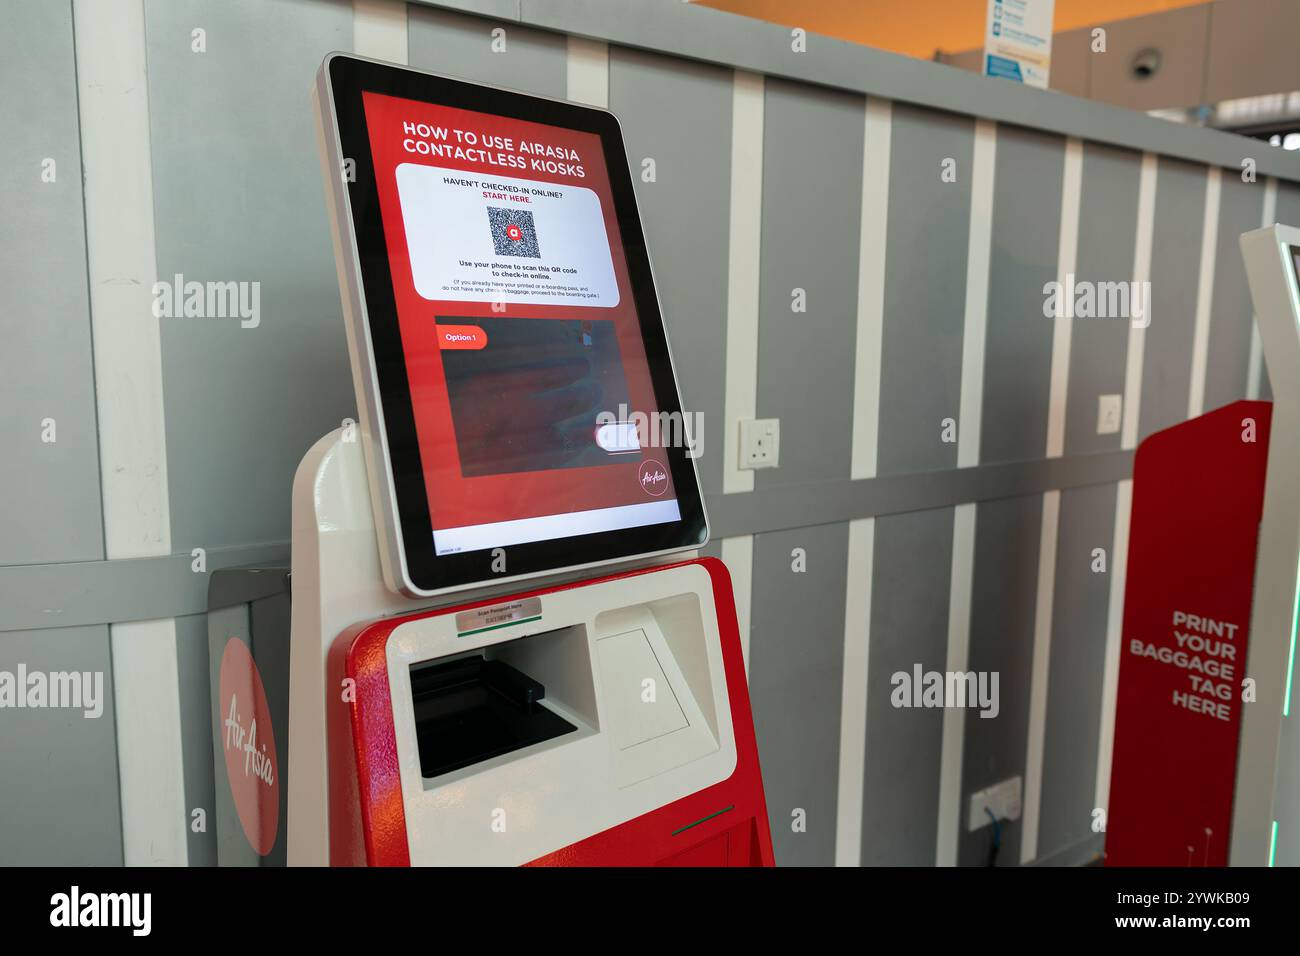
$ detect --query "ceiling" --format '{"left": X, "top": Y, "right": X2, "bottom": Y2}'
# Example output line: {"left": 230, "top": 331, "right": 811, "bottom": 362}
{"left": 695, "top": 0, "right": 1212, "bottom": 59}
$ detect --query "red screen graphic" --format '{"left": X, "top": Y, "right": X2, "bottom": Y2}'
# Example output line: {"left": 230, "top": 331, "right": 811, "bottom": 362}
{"left": 362, "top": 92, "right": 678, "bottom": 554}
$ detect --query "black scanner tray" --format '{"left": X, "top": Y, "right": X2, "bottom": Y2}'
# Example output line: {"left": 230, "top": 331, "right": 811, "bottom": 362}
{"left": 410, "top": 655, "right": 577, "bottom": 779}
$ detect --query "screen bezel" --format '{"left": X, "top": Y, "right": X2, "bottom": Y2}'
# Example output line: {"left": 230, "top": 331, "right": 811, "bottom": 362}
{"left": 1289, "top": 243, "right": 1300, "bottom": 304}
{"left": 324, "top": 54, "right": 708, "bottom": 594}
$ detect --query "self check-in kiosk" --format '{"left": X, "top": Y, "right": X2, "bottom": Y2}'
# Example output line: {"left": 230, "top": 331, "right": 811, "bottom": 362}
{"left": 281, "top": 54, "right": 773, "bottom": 866}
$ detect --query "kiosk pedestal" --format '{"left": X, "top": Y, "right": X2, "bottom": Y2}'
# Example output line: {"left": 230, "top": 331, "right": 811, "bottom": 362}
{"left": 287, "top": 430, "right": 773, "bottom": 866}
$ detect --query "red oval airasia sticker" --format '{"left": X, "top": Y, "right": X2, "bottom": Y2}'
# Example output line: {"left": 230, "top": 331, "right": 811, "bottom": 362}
{"left": 219, "top": 638, "right": 280, "bottom": 856}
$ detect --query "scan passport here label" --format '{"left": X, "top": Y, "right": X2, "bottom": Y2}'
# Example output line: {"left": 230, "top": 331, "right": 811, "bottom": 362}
{"left": 455, "top": 596, "right": 544, "bottom": 637}
{"left": 395, "top": 163, "right": 620, "bottom": 307}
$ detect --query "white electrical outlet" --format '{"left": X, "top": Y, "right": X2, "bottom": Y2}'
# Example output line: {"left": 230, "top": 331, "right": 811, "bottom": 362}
{"left": 1097, "top": 394, "right": 1122, "bottom": 435}
{"left": 739, "top": 418, "right": 780, "bottom": 470}
{"left": 968, "top": 775, "right": 1022, "bottom": 832}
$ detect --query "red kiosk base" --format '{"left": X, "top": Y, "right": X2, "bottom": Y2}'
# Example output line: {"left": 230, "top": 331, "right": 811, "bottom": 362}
{"left": 328, "top": 557, "right": 771, "bottom": 867}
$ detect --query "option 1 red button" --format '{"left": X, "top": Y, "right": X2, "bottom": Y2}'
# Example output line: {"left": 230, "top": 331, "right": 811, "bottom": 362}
{"left": 437, "top": 324, "right": 487, "bottom": 350}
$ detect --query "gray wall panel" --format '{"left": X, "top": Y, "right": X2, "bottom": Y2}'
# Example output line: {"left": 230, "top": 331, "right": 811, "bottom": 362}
{"left": 146, "top": 0, "right": 356, "bottom": 553}
{"left": 747, "top": 523, "right": 849, "bottom": 866}
{"left": 608, "top": 48, "right": 732, "bottom": 496}
{"left": 1203, "top": 176, "right": 1265, "bottom": 413}
{"left": 877, "top": 105, "right": 973, "bottom": 476}
{"left": 409, "top": 5, "right": 565, "bottom": 97}
{"left": 0, "top": 625, "right": 122, "bottom": 864}
{"left": 1064, "top": 143, "right": 1140, "bottom": 456}
{"left": 1038, "top": 483, "right": 1118, "bottom": 859}
{"left": 860, "top": 508, "right": 954, "bottom": 865}
{"left": 1275, "top": 180, "right": 1300, "bottom": 230}
{"left": 0, "top": 0, "right": 105, "bottom": 566}
{"left": 957, "top": 495, "right": 1042, "bottom": 866}
{"left": 1138, "top": 158, "right": 1207, "bottom": 442}
{"left": 980, "top": 125, "right": 1064, "bottom": 465}
{"left": 754, "top": 79, "right": 863, "bottom": 488}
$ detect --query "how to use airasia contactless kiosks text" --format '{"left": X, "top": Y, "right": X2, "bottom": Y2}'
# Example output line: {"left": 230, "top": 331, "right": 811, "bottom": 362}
{"left": 287, "top": 53, "right": 773, "bottom": 866}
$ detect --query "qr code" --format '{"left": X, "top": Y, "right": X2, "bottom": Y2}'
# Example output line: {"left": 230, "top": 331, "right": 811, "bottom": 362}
{"left": 486, "top": 206, "right": 541, "bottom": 258}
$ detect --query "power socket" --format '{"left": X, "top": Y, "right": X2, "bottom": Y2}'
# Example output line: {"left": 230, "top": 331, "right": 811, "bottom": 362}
{"left": 968, "top": 775, "right": 1022, "bottom": 832}
{"left": 739, "top": 418, "right": 780, "bottom": 470}
{"left": 1097, "top": 394, "right": 1122, "bottom": 435}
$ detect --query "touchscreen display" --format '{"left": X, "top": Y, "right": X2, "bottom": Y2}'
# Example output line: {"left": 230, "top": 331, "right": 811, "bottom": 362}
{"left": 361, "top": 92, "right": 681, "bottom": 556}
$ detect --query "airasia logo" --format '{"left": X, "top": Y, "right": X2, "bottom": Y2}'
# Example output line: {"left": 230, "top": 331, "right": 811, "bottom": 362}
{"left": 638, "top": 459, "right": 669, "bottom": 497}
{"left": 218, "top": 638, "right": 280, "bottom": 856}
{"left": 506, "top": 223, "right": 523, "bottom": 241}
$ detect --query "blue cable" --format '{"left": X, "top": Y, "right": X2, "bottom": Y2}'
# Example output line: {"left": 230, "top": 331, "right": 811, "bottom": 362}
{"left": 985, "top": 807, "right": 1002, "bottom": 866}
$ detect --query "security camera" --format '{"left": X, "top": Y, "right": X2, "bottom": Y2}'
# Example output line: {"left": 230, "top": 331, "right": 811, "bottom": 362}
{"left": 1131, "top": 48, "right": 1162, "bottom": 80}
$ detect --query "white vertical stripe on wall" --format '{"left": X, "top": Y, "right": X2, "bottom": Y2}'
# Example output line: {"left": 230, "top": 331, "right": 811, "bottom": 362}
{"left": 1045, "top": 138, "right": 1083, "bottom": 459}
{"left": 1022, "top": 488, "right": 1061, "bottom": 864}
{"left": 73, "top": 0, "right": 187, "bottom": 866}
{"left": 835, "top": 517, "right": 874, "bottom": 867}
{"left": 937, "top": 503, "right": 976, "bottom": 866}
{"left": 1247, "top": 177, "right": 1278, "bottom": 400}
{"left": 1262, "top": 175, "right": 1279, "bottom": 226}
{"left": 723, "top": 71, "right": 764, "bottom": 494}
{"left": 956, "top": 118, "right": 995, "bottom": 470}
{"left": 834, "top": 96, "right": 892, "bottom": 865}
{"left": 565, "top": 36, "right": 608, "bottom": 107}
{"left": 1094, "top": 478, "right": 1133, "bottom": 817}
{"left": 1188, "top": 166, "right": 1222, "bottom": 418}
{"left": 835, "top": 99, "right": 891, "bottom": 866}
{"left": 353, "top": 0, "right": 407, "bottom": 62}
{"left": 850, "top": 97, "right": 891, "bottom": 481}
{"left": 935, "top": 118, "right": 996, "bottom": 866}
{"left": 1121, "top": 153, "right": 1158, "bottom": 450}
{"left": 719, "top": 535, "right": 754, "bottom": 675}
